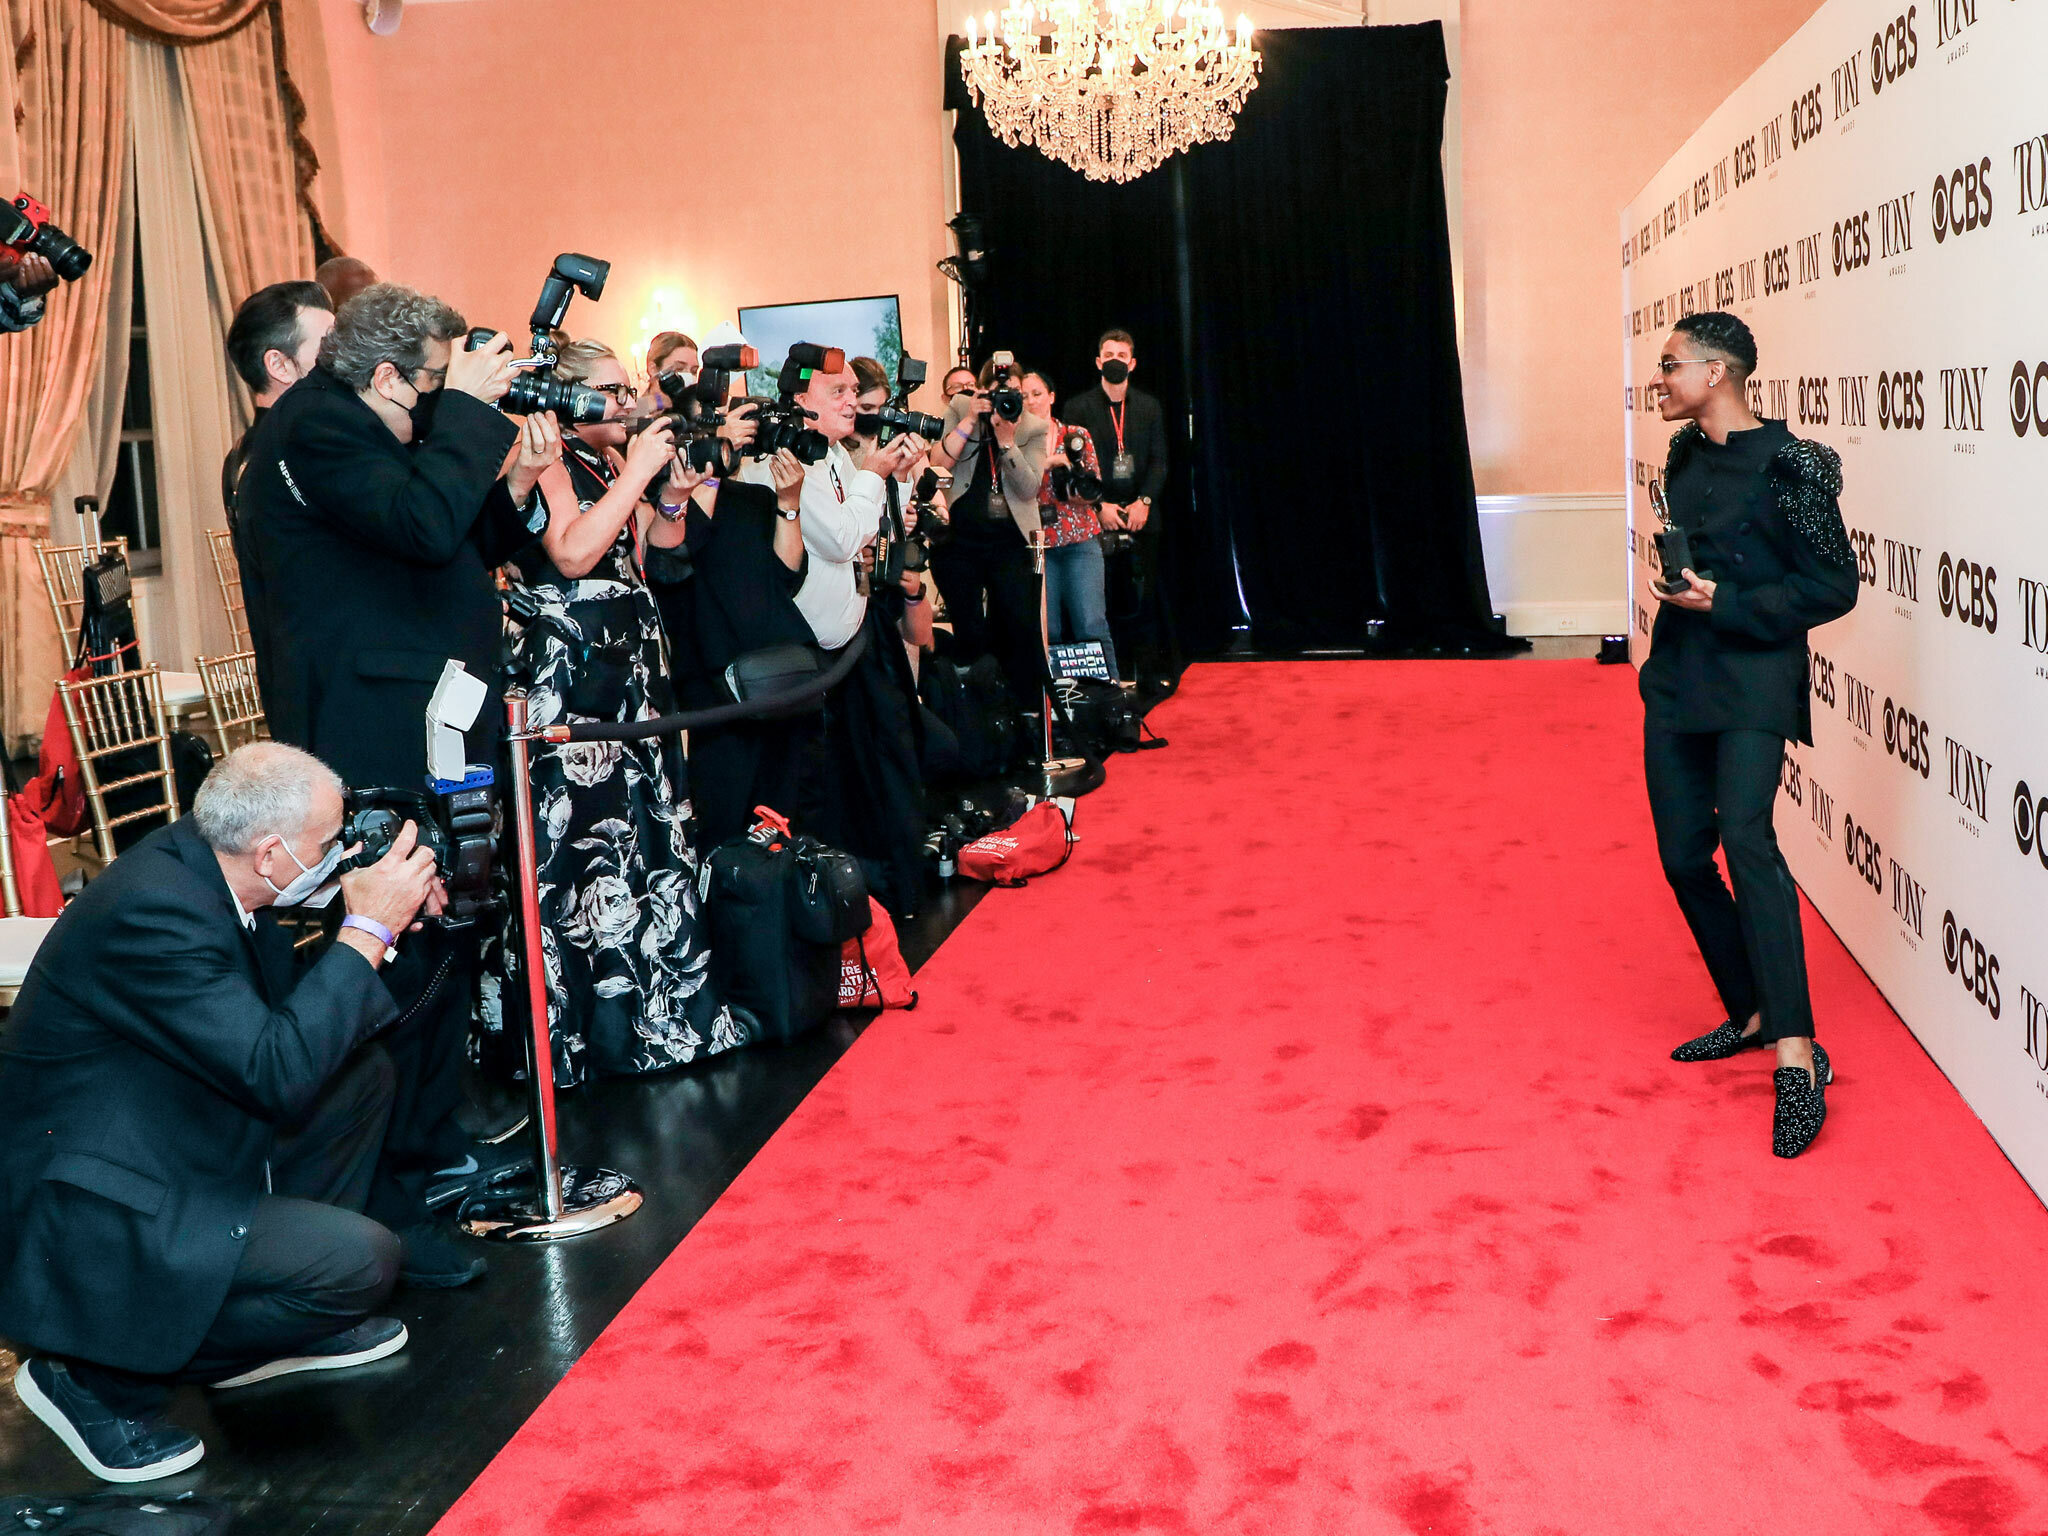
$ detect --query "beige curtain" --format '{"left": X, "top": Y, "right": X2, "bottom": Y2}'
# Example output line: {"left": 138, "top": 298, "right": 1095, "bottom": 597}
{"left": 183, "top": 0, "right": 316, "bottom": 419}
{"left": 84, "top": 0, "right": 262, "bottom": 44}
{"left": 130, "top": 34, "right": 236, "bottom": 669}
{"left": 0, "top": 0, "right": 129, "bottom": 748}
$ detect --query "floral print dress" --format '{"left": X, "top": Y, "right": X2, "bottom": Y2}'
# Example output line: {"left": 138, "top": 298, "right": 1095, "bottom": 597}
{"left": 481, "top": 442, "right": 741, "bottom": 1085}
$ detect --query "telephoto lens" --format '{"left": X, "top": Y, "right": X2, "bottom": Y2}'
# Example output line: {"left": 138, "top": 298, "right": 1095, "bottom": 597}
{"left": 464, "top": 327, "right": 608, "bottom": 424}
{"left": 856, "top": 406, "right": 945, "bottom": 442}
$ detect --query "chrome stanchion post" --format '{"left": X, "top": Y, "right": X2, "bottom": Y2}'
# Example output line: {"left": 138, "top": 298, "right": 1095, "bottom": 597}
{"left": 459, "top": 692, "right": 642, "bottom": 1241}
{"left": 1031, "top": 526, "right": 1088, "bottom": 799}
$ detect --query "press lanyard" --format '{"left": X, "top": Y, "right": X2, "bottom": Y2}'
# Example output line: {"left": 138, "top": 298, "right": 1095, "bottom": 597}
{"left": 1108, "top": 398, "right": 1127, "bottom": 457}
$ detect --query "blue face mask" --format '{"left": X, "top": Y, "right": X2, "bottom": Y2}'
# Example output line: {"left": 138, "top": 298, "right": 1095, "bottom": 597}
{"left": 264, "top": 835, "right": 342, "bottom": 906}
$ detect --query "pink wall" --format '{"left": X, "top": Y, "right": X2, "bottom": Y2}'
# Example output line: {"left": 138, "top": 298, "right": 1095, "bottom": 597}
{"left": 315, "top": 0, "right": 1821, "bottom": 492}
{"left": 1460, "top": 0, "right": 1819, "bottom": 493}
{"left": 331, "top": 0, "right": 953, "bottom": 384}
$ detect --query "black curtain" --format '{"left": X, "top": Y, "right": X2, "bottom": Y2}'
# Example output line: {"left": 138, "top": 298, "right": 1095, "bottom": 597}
{"left": 947, "top": 24, "right": 1512, "bottom": 656}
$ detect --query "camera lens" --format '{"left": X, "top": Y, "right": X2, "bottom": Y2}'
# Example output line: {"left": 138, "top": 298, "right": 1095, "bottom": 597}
{"left": 30, "top": 224, "right": 91, "bottom": 281}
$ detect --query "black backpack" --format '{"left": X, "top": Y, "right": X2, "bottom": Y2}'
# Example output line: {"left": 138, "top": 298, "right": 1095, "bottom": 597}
{"left": 701, "top": 811, "right": 864, "bottom": 1045}
{"left": 920, "top": 655, "right": 1021, "bottom": 780}
{"left": 0, "top": 1492, "right": 232, "bottom": 1535}
{"left": 1054, "top": 678, "right": 1142, "bottom": 760}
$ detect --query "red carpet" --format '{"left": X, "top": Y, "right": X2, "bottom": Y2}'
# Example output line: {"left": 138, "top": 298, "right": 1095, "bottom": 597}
{"left": 434, "top": 661, "right": 2048, "bottom": 1535}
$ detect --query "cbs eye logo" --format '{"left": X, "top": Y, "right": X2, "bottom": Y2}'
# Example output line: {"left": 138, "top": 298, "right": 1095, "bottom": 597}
{"left": 1941, "top": 908, "right": 2001, "bottom": 1018}
{"left": 2015, "top": 780, "right": 2048, "bottom": 871}
{"left": 2012, "top": 361, "right": 2048, "bottom": 438}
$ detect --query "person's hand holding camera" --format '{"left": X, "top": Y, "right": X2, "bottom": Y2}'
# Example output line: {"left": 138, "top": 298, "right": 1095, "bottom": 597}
{"left": 867, "top": 433, "right": 927, "bottom": 481}
{"left": 6, "top": 252, "right": 58, "bottom": 300}
{"left": 505, "top": 411, "right": 563, "bottom": 502}
{"left": 1098, "top": 502, "right": 1127, "bottom": 530}
{"left": 989, "top": 408, "right": 1019, "bottom": 449}
{"left": 336, "top": 820, "right": 442, "bottom": 966}
{"left": 445, "top": 330, "right": 520, "bottom": 404}
{"left": 719, "top": 401, "right": 761, "bottom": 454}
{"left": 769, "top": 447, "right": 806, "bottom": 514}
{"left": 622, "top": 417, "right": 677, "bottom": 490}
{"left": 1126, "top": 500, "right": 1150, "bottom": 533}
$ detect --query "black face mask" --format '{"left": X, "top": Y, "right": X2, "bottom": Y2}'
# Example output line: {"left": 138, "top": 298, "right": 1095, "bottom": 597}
{"left": 407, "top": 385, "right": 443, "bottom": 438}
{"left": 1099, "top": 359, "right": 1130, "bottom": 385}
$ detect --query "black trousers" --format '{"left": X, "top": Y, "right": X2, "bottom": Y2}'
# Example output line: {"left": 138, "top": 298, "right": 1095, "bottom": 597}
{"left": 929, "top": 523, "right": 1046, "bottom": 711}
{"left": 1106, "top": 524, "right": 1174, "bottom": 684}
{"left": 366, "top": 924, "right": 476, "bottom": 1228}
{"left": 1644, "top": 726, "right": 1815, "bottom": 1042}
{"left": 67, "top": 1047, "right": 402, "bottom": 1416}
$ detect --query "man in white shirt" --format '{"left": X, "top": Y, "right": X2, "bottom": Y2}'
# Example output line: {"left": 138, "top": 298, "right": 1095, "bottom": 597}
{"left": 736, "top": 352, "right": 932, "bottom": 913}
{"left": 739, "top": 356, "right": 925, "bottom": 650}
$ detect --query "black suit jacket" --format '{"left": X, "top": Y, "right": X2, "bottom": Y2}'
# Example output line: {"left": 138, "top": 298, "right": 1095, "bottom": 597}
{"left": 0, "top": 820, "right": 396, "bottom": 1374}
{"left": 1064, "top": 384, "right": 1169, "bottom": 506}
{"left": 1639, "top": 421, "right": 1859, "bottom": 744}
{"left": 645, "top": 481, "right": 812, "bottom": 708}
{"left": 236, "top": 367, "right": 525, "bottom": 788}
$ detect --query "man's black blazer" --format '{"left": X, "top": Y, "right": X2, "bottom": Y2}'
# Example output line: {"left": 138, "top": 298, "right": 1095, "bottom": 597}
{"left": 236, "top": 366, "right": 524, "bottom": 788}
{"left": 0, "top": 820, "right": 396, "bottom": 1374}
{"left": 1063, "top": 384, "right": 1169, "bottom": 506}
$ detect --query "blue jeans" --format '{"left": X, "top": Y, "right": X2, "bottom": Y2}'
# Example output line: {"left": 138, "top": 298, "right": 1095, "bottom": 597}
{"left": 1043, "top": 538, "right": 1117, "bottom": 677}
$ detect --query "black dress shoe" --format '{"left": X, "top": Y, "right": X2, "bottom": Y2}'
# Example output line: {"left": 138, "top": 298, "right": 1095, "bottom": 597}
{"left": 398, "top": 1222, "right": 488, "bottom": 1288}
{"left": 211, "top": 1317, "right": 410, "bottom": 1389}
{"left": 1670, "top": 1019, "right": 1767, "bottom": 1062}
{"left": 12, "top": 1359, "right": 204, "bottom": 1483}
{"left": 1772, "top": 1051, "right": 1829, "bottom": 1158}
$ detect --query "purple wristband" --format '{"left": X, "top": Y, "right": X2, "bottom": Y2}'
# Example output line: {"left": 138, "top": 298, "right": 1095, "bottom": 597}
{"left": 341, "top": 914, "right": 397, "bottom": 953}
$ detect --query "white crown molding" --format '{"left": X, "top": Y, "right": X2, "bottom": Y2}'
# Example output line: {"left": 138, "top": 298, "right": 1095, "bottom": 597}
{"left": 1476, "top": 492, "right": 1626, "bottom": 518}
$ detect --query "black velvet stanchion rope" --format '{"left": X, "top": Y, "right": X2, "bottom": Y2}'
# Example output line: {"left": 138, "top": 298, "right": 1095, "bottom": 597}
{"left": 537, "top": 627, "right": 870, "bottom": 743}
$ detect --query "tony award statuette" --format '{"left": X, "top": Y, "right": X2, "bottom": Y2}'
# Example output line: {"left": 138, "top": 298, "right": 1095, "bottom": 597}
{"left": 1648, "top": 480, "right": 1710, "bottom": 596}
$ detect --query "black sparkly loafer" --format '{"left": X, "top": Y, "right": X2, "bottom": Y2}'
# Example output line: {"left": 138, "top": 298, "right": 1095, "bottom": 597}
{"left": 1812, "top": 1041, "right": 1833, "bottom": 1086}
{"left": 1772, "top": 1060, "right": 1828, "bottom": 1157}
{"left": 1671, "top": 1019, "right": 1767, "bottom": 1062}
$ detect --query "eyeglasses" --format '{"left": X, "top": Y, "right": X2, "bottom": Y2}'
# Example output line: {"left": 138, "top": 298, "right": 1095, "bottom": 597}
{"left": 590, "top": 383, "right": 637, "bottom": 401}
{"left": 1656, "top": 358, "right": 1717, "bottom": 375}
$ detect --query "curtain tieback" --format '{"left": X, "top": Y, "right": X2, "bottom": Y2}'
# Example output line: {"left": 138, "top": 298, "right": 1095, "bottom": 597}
{"left": 0, "top": 491, "right": 53, "bottom": 538}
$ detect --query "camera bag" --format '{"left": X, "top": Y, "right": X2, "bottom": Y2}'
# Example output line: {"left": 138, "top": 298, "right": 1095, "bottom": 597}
{"left": 919, "top": 655, "right": 1021, "bottom": 779}
{"left": 789, "top": 840, "right": 870, "bottom": 945}
{"left": 701, "top": 808, "right": 842, "bottom": 1045}
{"left": 724, "top": 643, "right": 825, "bottom": 713}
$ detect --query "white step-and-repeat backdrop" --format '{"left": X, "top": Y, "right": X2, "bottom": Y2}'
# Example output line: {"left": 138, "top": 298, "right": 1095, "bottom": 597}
{"left": 1621, "top": 0, "right": 2048, "bottom": 1201}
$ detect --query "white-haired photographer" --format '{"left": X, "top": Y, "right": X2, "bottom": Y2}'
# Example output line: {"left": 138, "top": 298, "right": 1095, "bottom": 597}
{"left": 0, "top": 743, "right": 444, "bottom": 1484}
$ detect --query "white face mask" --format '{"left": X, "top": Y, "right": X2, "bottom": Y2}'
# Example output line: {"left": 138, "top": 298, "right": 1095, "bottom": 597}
{"left": 263, "top": 834, "right": 342, "bottom": 907}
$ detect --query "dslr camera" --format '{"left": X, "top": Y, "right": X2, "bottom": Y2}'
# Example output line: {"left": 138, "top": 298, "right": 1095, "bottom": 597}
{"left": 2, "top": 194, "right": 92, "bottom": 281}
{"left": 855, "top": 355, "right": 945, "bottom": 444}
{"left": 464, "top": 253, "right": 611, "bottom": 425}
{"left": 983, "top": 349, "right": 1024, "bottom": 421}
{"left": 728, "top": 342, "right": 844, "bottom": 465}
{"left": 336, "top": 771, "right": 497, "bottom": 930}
{"left": 636, "top": 341, "right": 761, "bottom": 486}
{"left": 1049, "top": 427, "right": 1103, "bottom": 505}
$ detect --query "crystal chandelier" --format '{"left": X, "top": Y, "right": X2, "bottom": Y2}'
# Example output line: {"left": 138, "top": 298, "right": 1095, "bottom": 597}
{"left": 959, "top": 1, "right": 1261, "bottom": 184}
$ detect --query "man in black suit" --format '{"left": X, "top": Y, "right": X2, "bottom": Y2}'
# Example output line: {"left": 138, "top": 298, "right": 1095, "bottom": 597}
{"left": 237, "top": 283, "right": 549, "bottom": 1276}
{"left": 220, "top": 279, "right": 333, "bottom": 528}
{"left": 1, "top": 743, "right": 442, "bottom": 1482}
{"left": 1062, "top": 328, "right": 1170, "bottom": 683}
{"left": 1643, "top": 311, "right": 1859, "bottom": 1158}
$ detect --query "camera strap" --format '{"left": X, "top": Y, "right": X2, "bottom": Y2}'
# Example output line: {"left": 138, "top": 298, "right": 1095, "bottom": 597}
{"left": 1107, "top": 398, "right": 1127, "bottom": 458}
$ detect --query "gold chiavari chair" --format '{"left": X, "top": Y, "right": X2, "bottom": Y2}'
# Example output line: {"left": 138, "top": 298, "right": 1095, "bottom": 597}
{"left": 56, "top": 665, "right": 180, "bottom": 865}
{"left": 197, "top": 650, "right": 268, "bottom": 756}
{"left": 34, "top": 537, "right": 131, "bottom": 661}
{"left": 207, "top": 528, "right": 250, "bottom": 652}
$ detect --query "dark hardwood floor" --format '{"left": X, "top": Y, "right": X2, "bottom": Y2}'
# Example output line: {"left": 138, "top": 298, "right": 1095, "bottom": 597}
{"left": 0, "top": 882, "right": 988, "bottom": 1535}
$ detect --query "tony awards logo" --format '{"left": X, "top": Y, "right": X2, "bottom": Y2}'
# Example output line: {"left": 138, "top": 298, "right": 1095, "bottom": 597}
{"left": 1649, "top": 481, "right": 1711, "bottom": 595}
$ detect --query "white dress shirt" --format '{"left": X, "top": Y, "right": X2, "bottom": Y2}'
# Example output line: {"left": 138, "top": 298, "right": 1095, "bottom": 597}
{"left": 739, "top": 441, "right": 886, "bottom": 650}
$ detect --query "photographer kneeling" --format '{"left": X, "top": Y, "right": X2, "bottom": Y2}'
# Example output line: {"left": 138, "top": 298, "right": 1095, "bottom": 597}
{"left": 237, "top": 283, "right": 548, "bottom": 1283}
{"left": 1, "top": 743, "right": 440, "bottom": 1483}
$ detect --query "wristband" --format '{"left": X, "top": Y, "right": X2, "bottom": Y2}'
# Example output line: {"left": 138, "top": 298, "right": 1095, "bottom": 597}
{"left": 340, "top": 914, "right": 398, "bottom": 962}
{"left": 655, "top": 500, "right": 686, "bottom": 522}
{"left": 702, "top": 476, "right": 720, "bottom": 490}
{"left": 904, "top": 589, "right": 925, "bottom": 604}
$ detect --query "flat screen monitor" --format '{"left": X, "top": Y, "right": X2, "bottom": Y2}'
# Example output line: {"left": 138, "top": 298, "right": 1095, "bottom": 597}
{"left": 736, "top": 293, "right": 903, "bottom": 399}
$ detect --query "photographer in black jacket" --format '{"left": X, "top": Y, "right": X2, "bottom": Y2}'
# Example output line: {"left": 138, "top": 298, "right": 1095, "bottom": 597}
{"left": 1644, "top": 312, "right": 1858, "bottom": 1159}
{"left": 2, "top": 743, "right": 440, "bottom": 1483}
{"left": 236, "top": 283, "right": 551, "bottom": 1281}
{"left": 1064, "top": 330, "right": 1168, "bottom": 682}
